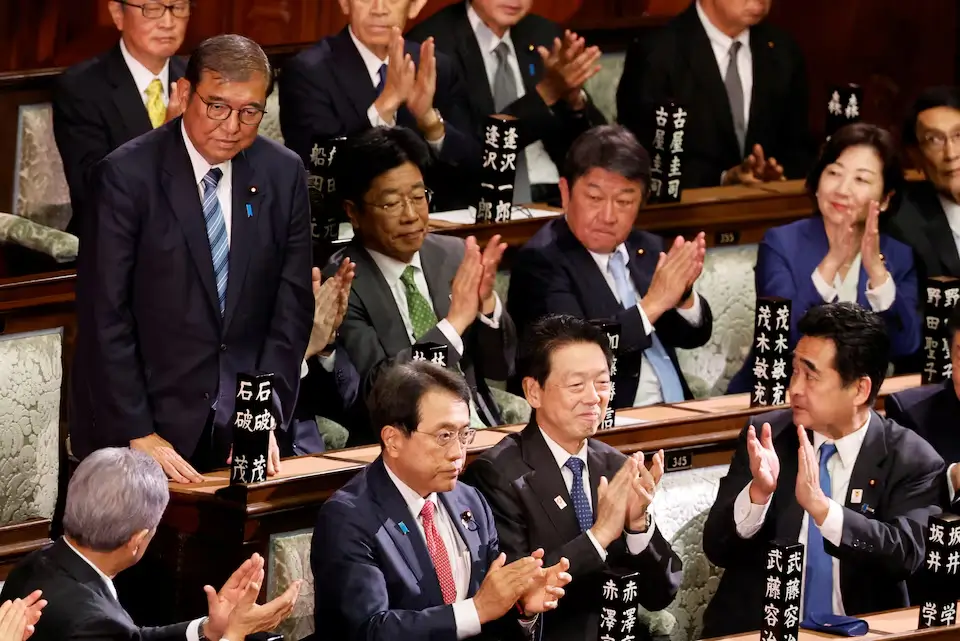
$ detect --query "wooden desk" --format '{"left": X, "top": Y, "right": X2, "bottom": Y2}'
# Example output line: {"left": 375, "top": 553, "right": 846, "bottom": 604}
{"left": 713, "top": 608, "right": 960, "bottom": 641}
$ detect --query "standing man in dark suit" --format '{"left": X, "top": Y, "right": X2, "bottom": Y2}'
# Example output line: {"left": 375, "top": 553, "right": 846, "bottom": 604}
{"left": 508, "top": 125, "right": 712, "bottom": 408}
{"left": 279, "top": 0, "right": 478, "bottom": 210}
{"left": 54, "top": 0, "right": 190, "bottom": 235}
{"left": 407, "top": 0, "right": 606, "bottom": 205}
{"left": 616, "top": 0, "right": 813, "bottom": 189}
{"left": 326, "top": 127, "right": 518, "bottom": 438}
{"left": 465, "top": 315, "right": 682, "bottom": 641}
{"left": 1, "top": 448, "right": 300, "bottom": 641}
{"left": 71, "top": 35, "right": 314, "bottom": 482}
{"left": 702, "top": 303, "right": 945, "bottom": 638}
{"left": 887, "top": 87, "right": 960, "bottom": 283}
{"left": 313, "top": 360, "right": 572, "bottom": 640}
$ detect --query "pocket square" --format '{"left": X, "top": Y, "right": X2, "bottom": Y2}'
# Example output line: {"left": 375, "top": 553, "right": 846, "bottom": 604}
{"left": 801, "top": 613, "right": 869, "bottom": 636}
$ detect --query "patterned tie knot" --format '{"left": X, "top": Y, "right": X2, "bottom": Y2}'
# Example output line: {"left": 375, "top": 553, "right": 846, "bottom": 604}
{"left": 203, "top": 168, "right": 223, "bottom": 192}
{"left": 420, "top": 499, "right": 436, "bottom": 523}
{"left": 820, "top": 442, "right": 838, "bottom": 464}
{"left": 564, "top": 456, "right": 585, "bottom": 476}
{"left": 401, "top": 265, "right": 417, "bottom": 287}
{"left": 146, "top": 78, "right": 164, "bottom": 100}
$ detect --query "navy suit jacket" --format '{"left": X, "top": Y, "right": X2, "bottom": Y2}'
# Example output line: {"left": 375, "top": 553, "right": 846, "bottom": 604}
{"left": 279, "top": 28, "right": 479, "bottom": 210}
{"left": 71, "top": 119, "right": 313, "bottom": 462}
{"left": 507, "top": 217, "right": 712, "bottom": 407}
{"left": 702, "top": 409, "right": 944, "bottom": 637}
{"left": 885, "top": 381, "right": 960, "bottom": 477}
{"left": 313, "top": 457, "right": 527, "bottom": 640}
{"left": 728, "top": 217, "right": 920, "bottom": 393}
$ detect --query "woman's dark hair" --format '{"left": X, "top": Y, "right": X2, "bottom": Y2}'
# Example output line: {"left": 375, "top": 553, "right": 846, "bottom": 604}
{"left": 805, "top": 123, "right": 905, "bottom": 215}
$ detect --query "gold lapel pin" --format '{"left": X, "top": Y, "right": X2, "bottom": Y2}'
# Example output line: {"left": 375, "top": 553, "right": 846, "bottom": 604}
{"left": 768, "top": 41, "right": 774, "bottom": 48}
{"left": 250, "top": 186, "right": 258, "bottom": 194}
{"left": 637, "top": 248, "right": 645, "bottom": 256}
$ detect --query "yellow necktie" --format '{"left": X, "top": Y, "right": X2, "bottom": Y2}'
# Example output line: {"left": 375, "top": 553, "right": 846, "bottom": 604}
{"left": 145, "top": 78, "right": 165, "bottom": 128}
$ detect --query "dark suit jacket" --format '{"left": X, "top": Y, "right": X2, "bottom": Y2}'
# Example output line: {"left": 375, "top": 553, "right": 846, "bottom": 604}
{"left": 279, "top": 28, "right": 479, "bottom": 210}
{"left": 886, "top": 182, "right": 960, "bottom": 283}
{"left": 53, "top": 43, "right": 186, "bottom": 235}
{"left": 507, "top": 217, "right": 713, "bottom": 407}
{"left": 292, "top": 347, "right": 366, "bottom": 450}
{"left": 701, "top": 409, "right": 945, "bottom": 637}
{"left": 727, "top": 217, "right": 921, "bottom": 393}
{"left": 463, "top": 422, "right": 683, "bottom": 641}
{"left": 312, "top": 457, "right": 529, "bottom": 641}
{"left": 326, "top": 234, "right": 518, "bottom": 437}
{"left": 0, "top": 538, "right": 190, "bottom": 641}
{"left": 885, "top": 380, "right": 960, "bottom": 468}
{"left": 70, "top": 119, "right": 314, "bottom": 464}
{"left": 406, "top": 2, "right": 605, "bottom": 178}
{"left": 616, "top": 4, "right": 812, "bottom": 188}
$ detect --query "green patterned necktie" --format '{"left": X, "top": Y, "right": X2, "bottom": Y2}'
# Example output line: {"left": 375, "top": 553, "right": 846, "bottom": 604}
{"left": 400, "top": 265, "right": 439, "bottom": 340}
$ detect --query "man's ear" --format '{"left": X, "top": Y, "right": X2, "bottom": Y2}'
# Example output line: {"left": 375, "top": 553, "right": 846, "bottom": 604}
{"left": 344, "top": 201, "right": 361, "bottom": 229}
{"left": 381, "top": 425, "right": 404, "bottom": 458}
{"left": 522, "top": 377, "right": 543, "bottom": 409}
{"left": 559, "top": 177, "right": 571, "bottom": 212}
{"left": 108, "top": 1, "right": 125, "bottom": 31}
{"left": 408, "top": 0, "right": 429, "bottom": 20}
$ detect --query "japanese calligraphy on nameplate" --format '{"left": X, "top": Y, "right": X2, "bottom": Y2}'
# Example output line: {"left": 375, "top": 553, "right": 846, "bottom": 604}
{"left": 649, "top": 102, "right": 686, "bottom": 204}
{"left": 477, "top": 115, "right": 519, "bottom": 224}
{"left": 918, "top": 513, "right": 960, "bottom": 629}
{"left": 231, "top": 372, "right": 275, "bottom": 485}
{"left": 598, "top": 569, "right": 642, "bottom": 641}
{"left": 307, "top": 137, "right": 347, "bottom": 247}
{"left": 751, "top": 298, "right": 791, "bottom": 408}
{"left": 591, "top": 320, "right": 622, "bottom": 429}
{"left": 760, "top": 542, "right": 804, "bottom": 641}
{"left": 922, "top": 277, "right": 960, "bottom": 384}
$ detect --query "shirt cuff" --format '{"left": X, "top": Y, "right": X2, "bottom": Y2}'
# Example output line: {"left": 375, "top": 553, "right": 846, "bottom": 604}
{"left": 318, "top": 350, "right": 336, "bottom": 373}
{"left": 864, "top": 272, "right": 896, "bottom": 312}
{"left": 818, "top": 499, "right": 844, "bottom": 547}
{"left": 367, "top": 103, "right": 396, "bottom": 128}
{"left": 517, "top": 613, "right": 539, "bottom": 635}
{"left": 585, "top": 529, "right": 608, "bottom": 562}
{"left": 436, "top": 319, "right": 465, "bottom": 356}
{"left": 636, "top": 302, "right": 655, "bottom": 336}
{"left": 454, "top": 599, "right": 482, "bottom": 640}
{"left": 811, "top": 268, "right": 839, "bottom": 303}
{"left": 300, "top": 358, "right": 309, "bottom": 380}
{"left": 625, "top": 514, "right": 657, "bottom": 555}
{"left": 476, "top": 293, "right": 503, "bottom": 329}
{"left": 185, "top": 618, "right": 204, "bottom": 641}
{"left": 949, "top": 464, "right": 957, "bottom": 503}
{"left": 734, "top": 481, "right": 772, "bottom": 539}
{"left": 427, "top": 135, "right": 446, "bottom": 153}
{"left": 674, "top": 291, "right": 704, "bottom": 327}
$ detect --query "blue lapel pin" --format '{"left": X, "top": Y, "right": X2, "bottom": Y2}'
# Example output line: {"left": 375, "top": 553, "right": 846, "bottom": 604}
{"left": 528, "top": 62, "right": 535, "bottom": 77}
{"left": 245, "top": 203, "right": 253, "bottom": 218}
{"left": 398, "top": 521, "right": 409, "bottom": 535}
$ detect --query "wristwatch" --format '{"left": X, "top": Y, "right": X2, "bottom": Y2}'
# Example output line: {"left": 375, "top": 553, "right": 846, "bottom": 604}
{"left": 626, "top": 511, "right": 652, "bottom": 535}
{"left": 199, "top": 617, "right": 210, "bottom": 641}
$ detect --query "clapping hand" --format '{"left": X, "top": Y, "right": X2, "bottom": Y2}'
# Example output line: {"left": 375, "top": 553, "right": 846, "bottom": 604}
{"left": 221, "top": 570, "right": 301, "bottom": 641}
{"left": 860, "top": 201, "right": 888, "bottom": 288}
{"left": 478, "top": 234, "right": 507, "bottom": 316}
{"left": 795, "top": 424, "right": 830, "bottom": 526}
{"left": 625, "top": 450, "right": 663, "bottom": 530}
{"left": 446, "top": 236, "right": 484, "bottom": 335}
{"left": 305, "top": 259, "right": 355, "bottom": 359}
{"left": 519, "top": 553, "right": 572, "bottom": 616}
{"left": 746, "top": 423, "right": 780, "bottom": 504}
{"left": 375, "top": 27, "right": 416, "bottom": 123}
{"left": 723, "top": 144, "right": 785, "bottom": 185}
{"left": 536, "top": 30, "right": 602, "bottom": 108}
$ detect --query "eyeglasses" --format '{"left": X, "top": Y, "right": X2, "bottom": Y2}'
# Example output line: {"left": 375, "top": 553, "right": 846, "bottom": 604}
{"left": 194, "top": 93, "right": 266, "bottom": 126}
{"left": 415, "top": 427, "right": 477, "bottom": 449}
{"left": 364, "top": 188, "right": 433, "bottom": 217}
{"left": 113, "top": 0, "right": 192, "bottom": 19}
{"left": 920, "top": 130, "right": 960, "bottom": 152}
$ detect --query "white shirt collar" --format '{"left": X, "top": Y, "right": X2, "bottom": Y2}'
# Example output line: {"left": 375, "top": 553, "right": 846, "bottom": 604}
{"left": 586, "top": 243, "right": 631, "bottom": 274}
{"left": 367, "top": 248, "right": 424, "bottom": 287}
{"left": 348, "top": 26, "right": 388, "bottom": 87}
{"left": 180, "top": 120, "right": 232, "bottom": 189}
{"left": 119, "top": 37, "right": 170, "bottom": 98}
{"left": 384, "top": 459, "right": 438, "bottom": 521}
{"left": 466, "top": 2, "right": 516, "bottom": 57}
{"left": 63, "top": 537, "right": 118, "bottom": 599}
{"left": 695, "top": 0, "right": 751, "bottom": 52}
{"left": 811, "top": 412, "right": 872, "bottom": 469}
{"left": 940, "top": 194, "right": 960, "bottom": 223}
{"left": 539, "top": 427, "right": 589, "bottom": 471}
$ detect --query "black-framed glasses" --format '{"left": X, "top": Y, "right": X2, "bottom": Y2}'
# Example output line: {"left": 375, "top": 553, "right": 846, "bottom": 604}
{"left": 415, "top": 427, "right": 477, "bottom": 449}
{"left": 195, "top": 93, "right": 266, "bottom": 126}
{"left": 364, "top": 188, "right": 434, "bottom": 217}
{"left": 113, "top": 0, "right": 192, "bottom": 19}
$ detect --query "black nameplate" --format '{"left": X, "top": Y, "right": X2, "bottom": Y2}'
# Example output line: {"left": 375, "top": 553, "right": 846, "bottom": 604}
{"left": 412, "top": 342, "right": 449, "bottom": 368}
{"left": 665, "top": 448, "right": 693, "bottom": 472}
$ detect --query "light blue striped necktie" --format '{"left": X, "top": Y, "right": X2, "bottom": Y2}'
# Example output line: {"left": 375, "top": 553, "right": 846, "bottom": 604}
{"left": 202, "top": 168, "right": 229, "bottom": 315}
{"left": 608, "top": 250, "right": 685, "bottom": 403}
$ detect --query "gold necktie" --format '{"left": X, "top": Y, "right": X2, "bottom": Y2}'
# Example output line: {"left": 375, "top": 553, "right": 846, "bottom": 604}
{"left": 145, "top": 78, "right": 165, "bottom": 128}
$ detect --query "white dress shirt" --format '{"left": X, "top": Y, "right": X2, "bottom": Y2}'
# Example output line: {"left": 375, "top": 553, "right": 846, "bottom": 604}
{"left": 181, "top": 122, "right": 233, "bottom": 247}
{"left": 466, "top": 3, "right": 560, "bottom": 187}
{"left": 119, "top": 38, "right": 170, "bottom": 108}
{"left": 940, "top": 195, "right": 960, "bottom": 260}
{"left": 733, "top": 415, "right": 872, "bottom": 619}
{"left": 811, "top": 253, "right": 896, "bottom": 312}
{"left": 384, "top": 463, "right": 480, "bottom": 639}
{"left": 64, "top": 537, "right": 206, "bottom": 641}
{"left": 348, "top": 28, "right": 444, "bottom": 153}
{"left": 539, "top": 428, "right": 657, "bottom": 558}
{"left": 695, "top": 1, "right": 752, "bottom": 133}
{"left": 586, "top": 243, "right": 703, "bottom": 406}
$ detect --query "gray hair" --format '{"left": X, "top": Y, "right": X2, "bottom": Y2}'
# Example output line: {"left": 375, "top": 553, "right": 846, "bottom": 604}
{"left": 184, "top": 34, "right": 272, "bottom": 93}
{"left": 63, "top": 448, "right": 169, "bottom": 551}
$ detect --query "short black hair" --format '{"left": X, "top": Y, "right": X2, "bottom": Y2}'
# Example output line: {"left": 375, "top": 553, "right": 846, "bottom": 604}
{"left": 519, "top": 315, "right": 613, "bottom": 386}
{"left": 562, "top": 125, "right": 651, "bottom": 194}
{"left": 368, "top": 360, "right": 471, "bottom": 446}
{"left": 338, "top": 126, "right": 433, "bottom": 208}
{"left": 797, "top": 303, "right": 890, "bottom": 406}
{"left": 185, "top": 34, "right": 272, "bottom": 97}
{"left": 902, "top": 86, "right": 960, "bottom": 147}
{"left": 805, "top": 122, "right": 905, "bottom": 214}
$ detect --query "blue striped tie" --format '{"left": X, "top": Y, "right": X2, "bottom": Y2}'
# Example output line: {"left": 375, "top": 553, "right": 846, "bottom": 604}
{"left": 202, "top": 168, "right": 229, "bottom": 315}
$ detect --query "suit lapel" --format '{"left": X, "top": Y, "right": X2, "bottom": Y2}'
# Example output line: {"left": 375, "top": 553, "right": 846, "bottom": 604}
{"left": 775, "top": 423, "right": 806, "bottom": 542}
{"left": 420, "top": 237, "right": 453, "bottom": 320}
{"left": 586, "top": 443, "right": 607, "bottom": 512}
{"left": 105, "top": 43, "right": 153, "bottom": 140}
{"left": 438, "top": 490, "right": 483, "bottom": 595}
{"left": 160, "top": 122, "right": 221, "bottom": 318}
{"left": 625, "top": 235, "right": 656, "bottom": 301}
{"left": 330, "top": 30, "right": 380, "bottom": 125}
{"left": 50, "top": 539, "right": 123, "bottom": 609}
{"left": 511, "top": 19, "right": 541, "bottom": 98}
{"left": 745, "top": 30, "right": 775, "bottom": 149}
{"left": 920, "top": 190, "right": 960, "bottom": 276}
{"left": 844, "top": 412, "right": 888, "bottom": 511}
{"left": 450, "top": 4, "right": 496, "bottom": 118}
{"left": 350, "top": 242, "right": 414, "bottom": 351}
{"left": 520, "top": 423, "right": 585, "bottom": 542}
{"left": 555, "top": 220, "right": 622, "bottom": 317}
{"left": 223, "top": 149, "right": 264, "bottom": 332}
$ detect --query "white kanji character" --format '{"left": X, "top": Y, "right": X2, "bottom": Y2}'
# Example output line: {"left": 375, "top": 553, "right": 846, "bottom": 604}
{"left": 753, "top": 383, "right": 767, "bottom": 405}
{"left": 650, "top": 177, "right": 663, "bottom": 196}
{"left": 922, "top": 602, "right": 939, "bottom": 627}
{"left": 412, "top": 350, "right": 426, "bottom": 361}
{"left": 763, "top": 604, "right": 780, "bottom": 628}
{"left": 767, "top": 548, "right": 782, "bottom": 572}
{"left": 610, "top": 359, "right": 618, "bottom": 376}
{"left": 785, "top": 577, "right": 800, "bottom": 601}
{"left": 926, "top": 336, "right": 939, "bottom": 360}
{"left": 652, "top": 153, "right": 663, "bottom": 173}
{"left": 328, "top": 146, "right": 337, "bottom": 164}
{"left": 500, "top": 153, "right": 517, "bottom": 172}
{"left": 947, "top": 551, "right": 960, "bottom": 575}
{"left": 757, "top": 305, "right": 772, "bottom": 330}
{"left": 310, "top": 144, "right": 325, "bottom": 167}
{"left": 946, "top": 288, "right": 960, "bottom": 308}
{"left": 667, "top": 179, "right": 681, "bottom": 198}
{"left": 669, "top": 156, "right": 682, "bottom": 178}
{"left": 787, "top": 550, "right": 803, "bottom": 575}
{"left": 496, "top": 200, "right": 512, "bottom": 222}
{"left": 828, "top": 91, "right": 842, "bottom": 115}
{"left": 772, "top": 358, "right": 787, "bottom": 380}
{"left": 326, "top": 177, "right": 337, "bottom": 194}
{"left": 483, "top": 151, "right": 498, "bottom": 169}
{"left": 609, "top": 381, "right": 616, "bottom": 402}
{"left": 929, "top": 550, "right": 942, "bottom": 572}
{"left": 945, "top": 363, "right": 955, "bottom": 378}
{"left": 761, "top": 631, "right": 777, "bottom": 641}
{"left": 607, "top": 333, "right": 620, "bottom": 350}
{"left": 845, "top": 94, "right": 859, "bottom": 119}
{"left": 623, "top": 581, "right": 638, "bottom": 603}
{"left": 431, "top": 351, "right": 447, "bottom": 367}
{"left": 672, "top": 107, "right": 688, "bottom": 129}
{"left": 256, "top": 381, "right": 271, "bottom": 402}
{"left": 503, "top": 127, "right": 519, "bottom": 150}
{"left": 237, "top": 380, "right": 253, "bottom": 401}
{"left": 653, "top": 129, "right": 666, "bottom": 151}
{"left": 254, "top": 409, "right": 272, "bottom": 431}
{"left": 774, "top": 335, "right": 789, "bottom": 353}
{"left": 602, "top": 580, "right": 619, "bottom": 601}
{"left": 670, "top": 130, "right": 684, "bottom": 154}
{"left": 753, "top": 358, "right": 769, "bottom": 380}
{"left": 477, "top": 199, "right": 493, "bottom": 221}
{"left": 251, "top": 454, "right": 266, "bottom": 483}
{"left": 756, "top": 332, "right": 771, "bottom": 353}
{"left": 232, "top": 455, "right": 248, "bottom": 483}
{"left": 951, "top": 525, "right": 960, "bottom": 546}
{"left": 621, "top": 607, "right": 637, "bottom": 633}
{"left": 925, "top": 362, "right": 939, "bottom": 380}
{"left": 600, "top": 607, "right": 617, "bottom": 631}
{"left": 943, "top": 602, "right": 957, "bottom": 626}
{"left": 485, "top": 125, "right": 500, "bottom": 148}
{"left": 784, "top": 605, "right": 799, "bottom": 629}
{"left": 927, "top": 316, "right": 941, "bottom": 331}
{"left": 928, "top": 287, "right": 942, "bottom": 307}
{"left": 772, "top": 382, "right": 786, "bottom": 406}
{"left": 776, "top": 306, "right": 790, "bottom": 330}
{"left": 235, "top": 409, "right": 253, "bottom": 430}
{"left": 932, "top": 523, "right": 946, "bottom": 545}
{"left": 765, "top": 575, "right": 781, "bottom": 600}
{"left": 655, "top": 107, "right": 668, "bottom": 127}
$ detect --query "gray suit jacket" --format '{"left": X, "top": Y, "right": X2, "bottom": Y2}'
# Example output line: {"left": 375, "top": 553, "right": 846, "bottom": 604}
{"left": 326, "top": 234, "right": 518, "bottom": 429}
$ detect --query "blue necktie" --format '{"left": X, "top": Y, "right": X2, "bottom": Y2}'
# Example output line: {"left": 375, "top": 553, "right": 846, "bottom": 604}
{"left": 202, "top": 168, "right": 229, "bottom": 315}
{"left": 608, "top": 251, "right": 685, "bottom": 403}
{"left": 376, "top": 64, "right": 387, "bottom": 97}
{"left": 564, "top": 457, "right": 593, "bottom": 533}
{"left": 803, "top": 442, "right": 838, "bottom": 622}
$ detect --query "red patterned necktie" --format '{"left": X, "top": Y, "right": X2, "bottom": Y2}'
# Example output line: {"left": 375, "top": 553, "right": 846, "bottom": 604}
{"left": 420, "top": 500, "right": 457, "bottom": 605}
